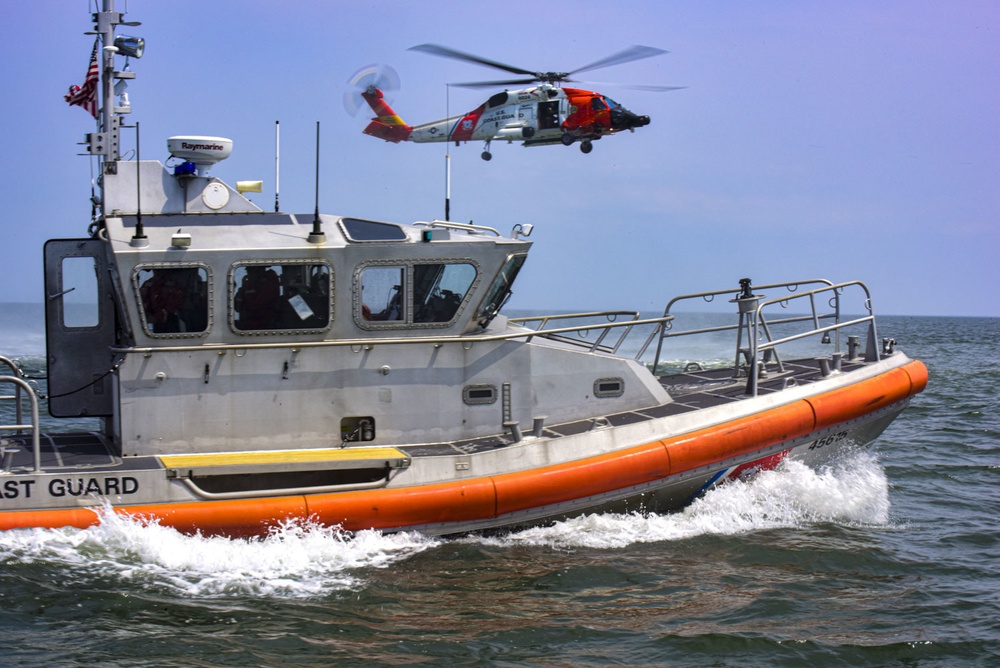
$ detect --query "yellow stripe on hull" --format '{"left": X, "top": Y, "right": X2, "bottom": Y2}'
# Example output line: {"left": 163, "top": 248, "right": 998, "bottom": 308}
{"left": 159, "top": 447, "right": 408, "bottom": 470}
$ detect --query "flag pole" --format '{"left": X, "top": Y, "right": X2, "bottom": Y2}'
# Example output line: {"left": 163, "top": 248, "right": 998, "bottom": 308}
{"left": 98, "top": 0, "right": 117, "bottom": 164}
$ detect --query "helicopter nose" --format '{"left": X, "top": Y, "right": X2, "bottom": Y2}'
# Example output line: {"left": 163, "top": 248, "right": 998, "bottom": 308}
{"left": 611, "top": 107, "right": 651, "bottom": 130}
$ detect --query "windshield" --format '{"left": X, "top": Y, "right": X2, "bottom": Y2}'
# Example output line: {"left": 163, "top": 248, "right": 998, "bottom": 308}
{"left": 476, "top": 255, "right": 526, "bottom": 327}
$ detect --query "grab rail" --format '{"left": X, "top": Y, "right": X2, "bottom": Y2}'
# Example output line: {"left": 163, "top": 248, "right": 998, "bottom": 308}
{"left": 112, "top": 311, "right": 676, "bottom": 362}
{"left": 0, "top": 356, "right": 25, "bottom": 430}
{"left": 413, "top": 220, "right": 501, "bottom": 237}
{"left": 509, "top": 310, "right": 667, "bottom": 357}
{"left": 0, "top": 371, "right": 41, "bottom": 472}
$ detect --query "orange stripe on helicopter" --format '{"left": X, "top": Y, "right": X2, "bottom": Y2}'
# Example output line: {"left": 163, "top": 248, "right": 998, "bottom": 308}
{"left": 361, "top": 88, "right": 412, "bottom": 143}
{"left": 448, "top": 105, "right": 486, "bottom": 142}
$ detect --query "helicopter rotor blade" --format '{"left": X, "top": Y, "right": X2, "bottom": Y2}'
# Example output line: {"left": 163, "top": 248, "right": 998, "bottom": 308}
{"left": 409, "top": 44, "right": 536, "bottom": 78}
{"left": 448, "top": 78, "right": 541, "bottom": 89}
{"left": 571, "top": 80, "right": 687, "bottom": 93}
{"left": 410, "top": 43, "right": 675, "bottom": 89}
{"left": 569, "top": 45, "right": 668, "bottom": 77}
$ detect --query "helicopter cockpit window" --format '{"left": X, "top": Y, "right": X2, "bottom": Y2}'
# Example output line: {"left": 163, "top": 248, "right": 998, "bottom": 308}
{"left": 591, "top": 97, "right": 609, "bottom": 111}
{"left": 487, "top": 91, "right": 509, "bottom": 108}
{"left": 232, "top": 262, "right": 331, "bottom": 333}
{"left": 340, "top": 218, "right": 407, "bottom": 242}
{"left": 136, "top": 265, "right": 210, "bottom": 336}
{"left": 359, "top": 262, "right": 477, "bottom": 327}
{"left": 476, "top": 254, "right": 526, "bottom": 328}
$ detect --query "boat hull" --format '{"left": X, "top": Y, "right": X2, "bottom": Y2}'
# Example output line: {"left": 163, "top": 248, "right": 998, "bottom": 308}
{"left": 0, "top": 359, "right": 927, "bottom": 538}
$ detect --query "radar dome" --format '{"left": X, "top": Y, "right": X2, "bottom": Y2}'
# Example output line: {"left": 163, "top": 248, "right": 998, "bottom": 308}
{"left": 167, "top": 136, "right": 233, "bottom": 174}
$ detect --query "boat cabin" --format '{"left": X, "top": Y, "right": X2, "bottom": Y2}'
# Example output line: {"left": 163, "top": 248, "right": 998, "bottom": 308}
{"left": 42, "top": 155, "right": 667, "bottom": 458}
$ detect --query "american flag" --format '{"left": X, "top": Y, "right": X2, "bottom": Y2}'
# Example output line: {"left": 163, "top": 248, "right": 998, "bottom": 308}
{"left": 65, "top": 38, "right": 100, "bottom": 118}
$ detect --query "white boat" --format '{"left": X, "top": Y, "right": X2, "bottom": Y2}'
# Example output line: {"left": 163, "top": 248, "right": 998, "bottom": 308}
{"left": 0, "top": 2, "right": 926, "bottom": 537}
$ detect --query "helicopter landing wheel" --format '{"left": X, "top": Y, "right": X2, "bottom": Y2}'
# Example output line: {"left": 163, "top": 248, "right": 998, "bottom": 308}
{"left": 580, "top": 141, "right": 593, "bottom": 154}
{"left": 481, "top": 151, "right": 492, "bottom": 161}
{"left": 560, "top": 133, "right": 575, "bottom": 146}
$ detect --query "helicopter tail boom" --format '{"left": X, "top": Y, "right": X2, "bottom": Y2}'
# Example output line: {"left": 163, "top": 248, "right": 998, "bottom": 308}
{"left": 361, "top": 88, "right": 412, "bottom": 143}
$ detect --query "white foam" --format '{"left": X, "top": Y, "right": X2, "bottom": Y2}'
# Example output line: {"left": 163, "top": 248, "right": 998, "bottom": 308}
{"left": 0, "top": 507, "right": 438, "bottom": 598}
{"left": 0, "top": 451, "right": 888, "bottom": 595}
{"left": 475, "top": 449, "right": 890, "bottom": 550}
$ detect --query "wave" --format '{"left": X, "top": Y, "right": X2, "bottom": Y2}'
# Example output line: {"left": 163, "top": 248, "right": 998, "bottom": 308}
{"left": 476, "top": 449, "right": 890, "bottom": 550}
{"left": 0, "top": 450, "right": 889, "bottom": 598}
{"left": 0, "top": 508, "right": 439, "bottom": 598}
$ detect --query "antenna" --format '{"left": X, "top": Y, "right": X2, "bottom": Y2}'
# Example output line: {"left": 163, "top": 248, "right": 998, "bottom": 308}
{"left": 445, "top": 84, "right": 451, "bottom": 220}
{"left": 274, "top": 120, "right": 280, "bottom": 213}
{"left": 308, "top": 121, "right": 325, "bottom": 244}
{"left": 130, "top": 121, "right": 148, "bottom": 247}
{"left": 445, "top": 154, "right": 451, "bottom": 222}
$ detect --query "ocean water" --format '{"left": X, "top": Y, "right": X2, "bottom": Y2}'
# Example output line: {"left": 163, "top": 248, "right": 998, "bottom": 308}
{"left": 0, "top": 307, "right": 997, "bottom": 667}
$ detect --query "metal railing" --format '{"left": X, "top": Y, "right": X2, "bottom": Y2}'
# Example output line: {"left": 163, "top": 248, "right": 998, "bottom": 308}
{"left": 112, "top": 310, "right": 676, "bottom": 362}
{"left": 0, "top": 356, "right": 41, "bottom": 472}
{"left": 652, "top": 279, "right": 880, "bottom": 396}
{"left": 509, "top": 310, "right": 671, "bottom": 358}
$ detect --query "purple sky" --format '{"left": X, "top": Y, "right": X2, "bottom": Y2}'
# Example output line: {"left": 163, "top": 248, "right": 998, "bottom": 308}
{"left": 4, "top": 0, "right": 997, "bottom": 316}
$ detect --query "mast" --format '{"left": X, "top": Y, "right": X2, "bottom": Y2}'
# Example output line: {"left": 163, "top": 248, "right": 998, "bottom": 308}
{"left": 87, "top": 0, "right": 142, "bottom": 220}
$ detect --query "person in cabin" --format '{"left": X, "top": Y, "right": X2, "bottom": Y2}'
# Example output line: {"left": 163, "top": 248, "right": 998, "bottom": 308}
{"left": 276, "top": 265, "right": 328, "bottom": 329}
{"left": 140, "top": 270, "right": 186, "bottom": 333}
{"left": 234, "top": 265, "right": 281, "bottom": 330}
{"left": 177, "top": 268, "right": 208, "bottom": 332}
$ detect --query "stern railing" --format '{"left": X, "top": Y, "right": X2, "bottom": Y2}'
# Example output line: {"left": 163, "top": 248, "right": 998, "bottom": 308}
{"left": 0, "top": 356, "right": 41, "bottom": 472}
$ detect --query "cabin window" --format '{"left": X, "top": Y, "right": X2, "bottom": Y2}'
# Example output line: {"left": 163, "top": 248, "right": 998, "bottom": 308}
{"left": 591, "top": 97, "right": 608, "bottom": 111}
{"left": 594, "top": 377, "right": 625, "bottom": 398}
{"left": 361, "top": 266, "right": 404, "bottom": 322}
{"left": 231, "top": 262, "right": 331, "bottom": 333}
{"left": 340, "top": 218, "right": 407, "bottom": 242}
{"left": 414, "top": 263, "right": 477, "bottom": 323}
{"left": 476, "top": 254, "right": 526, "bottom": 327}
{"left": 358, "top": 261, "right": 478, "bottom": 327}
{"left": 135, "top": 265, "right": 210, "bottom": 336}
{"left": 463, "top": 384, "right": 498, "bottom": 405}
{"left": 61, "top": 256, "right": 100, "bottom": 328}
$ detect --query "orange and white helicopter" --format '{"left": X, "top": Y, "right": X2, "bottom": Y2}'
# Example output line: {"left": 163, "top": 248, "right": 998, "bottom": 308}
{"left": 346, "top": 44, "right": 681, "bottom": 160}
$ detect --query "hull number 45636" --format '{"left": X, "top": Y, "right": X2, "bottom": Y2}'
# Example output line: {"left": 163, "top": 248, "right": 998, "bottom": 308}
{"left": 809, "top": 431, "right": 849, "bottom": 451}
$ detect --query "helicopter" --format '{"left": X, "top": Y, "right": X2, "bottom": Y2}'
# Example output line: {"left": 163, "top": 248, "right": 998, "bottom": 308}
{"left": 346, "top": 44, "right": 681, "bottom": 160}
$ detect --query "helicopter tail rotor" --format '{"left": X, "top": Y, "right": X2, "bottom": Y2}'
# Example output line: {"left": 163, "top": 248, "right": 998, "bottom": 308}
{"left": 344, "top": 64, "right": 401, "bottom": 117}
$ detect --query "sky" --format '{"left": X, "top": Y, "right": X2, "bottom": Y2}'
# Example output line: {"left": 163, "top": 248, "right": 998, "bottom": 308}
{"left": 2, "top": 0, "right": 997, "bottom": 317}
